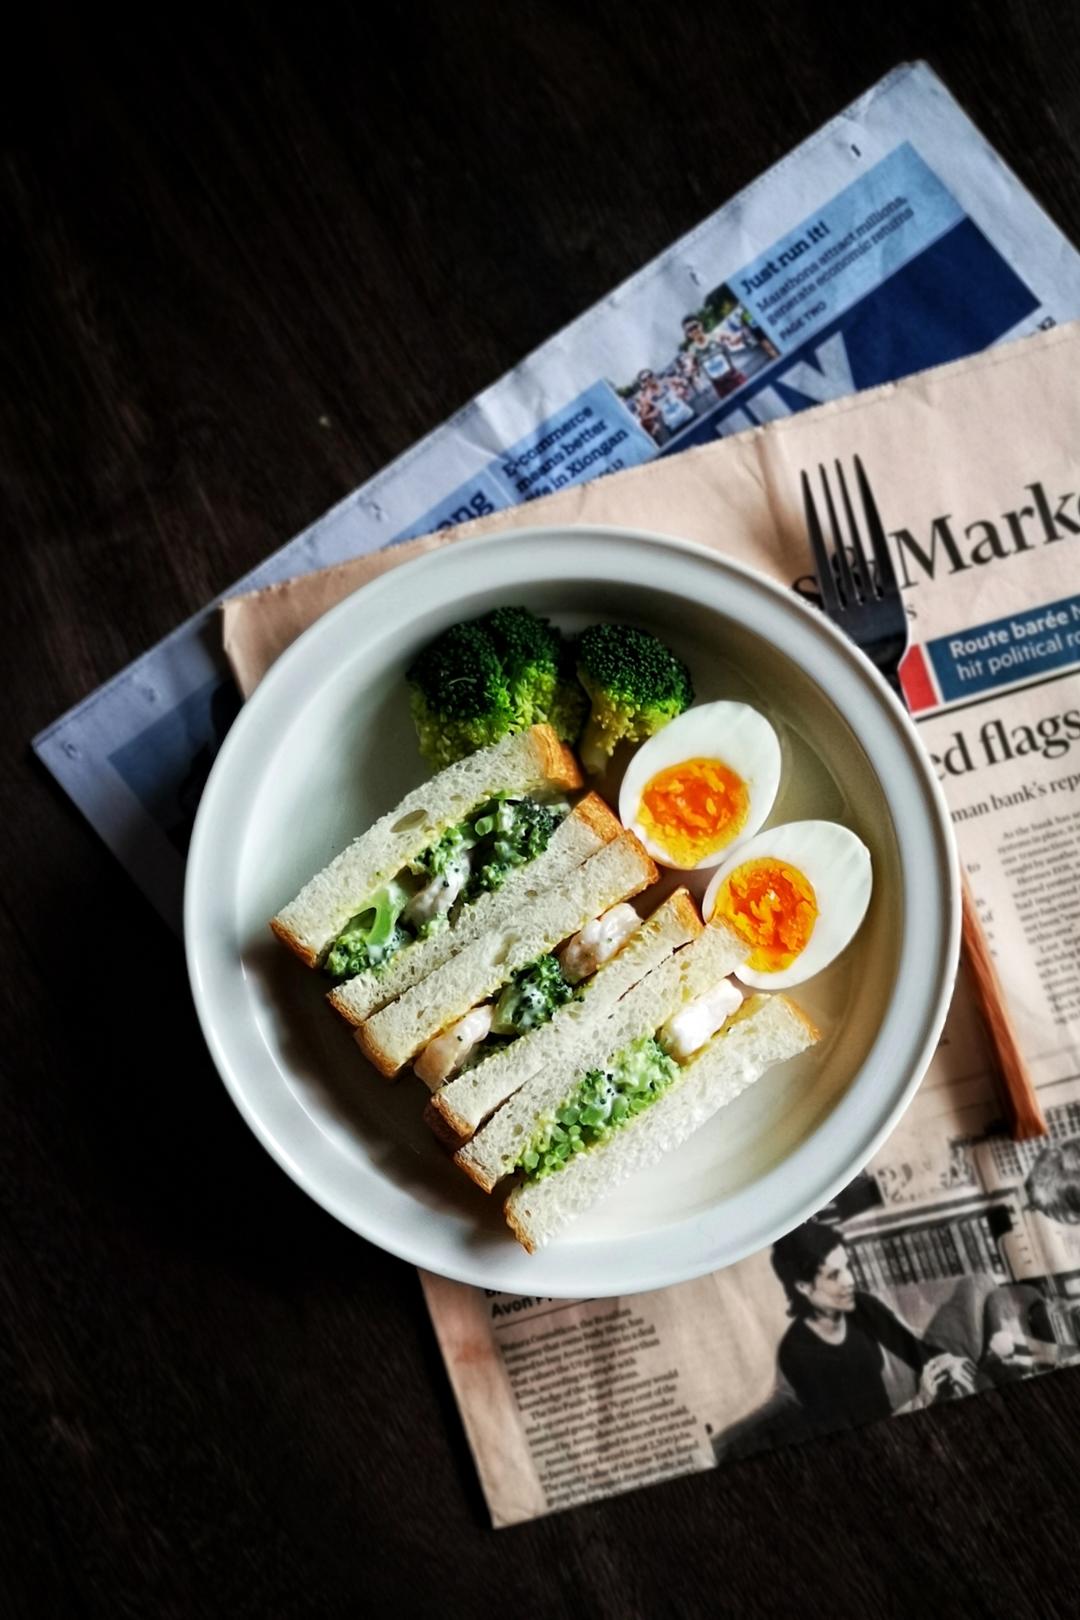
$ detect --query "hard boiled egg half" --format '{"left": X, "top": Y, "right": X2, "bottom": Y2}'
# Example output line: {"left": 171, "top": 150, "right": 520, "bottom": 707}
{"left": 619, "top": 701, "right": 781, "bottom": 870}
{"left": 702, "top": 819, "right": 872, "bottom": 989}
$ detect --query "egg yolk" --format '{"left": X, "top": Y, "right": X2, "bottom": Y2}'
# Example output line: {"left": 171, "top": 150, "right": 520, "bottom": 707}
{"left": 713, "top": 857, "right": 818, "bottom": 972}
{"left": 637, "top": 757, "right": 750, "bottom": 867}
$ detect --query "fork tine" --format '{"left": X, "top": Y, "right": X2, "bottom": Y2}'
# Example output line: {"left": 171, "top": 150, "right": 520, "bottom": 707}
{"left": 801, "top": 469, "right": 841, "bottom": 614}
{"left": 820, "top": 464, "right": 856, "bottom": 605}
{"left": 835, "top": 461, "right": 872, "bottom": 600}
{"left": 854, "top": 454, "right": 900, "bottom": 599}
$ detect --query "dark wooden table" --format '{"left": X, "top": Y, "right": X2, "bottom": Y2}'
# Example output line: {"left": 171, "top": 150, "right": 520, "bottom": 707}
{"left": 4, "top": 5, "right": 1080, "bottom": 1615}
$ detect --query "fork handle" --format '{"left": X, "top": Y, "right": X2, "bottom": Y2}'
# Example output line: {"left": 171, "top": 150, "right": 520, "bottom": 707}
{"left": 959, "top": 873, "right": 1047, "bottom": 1140}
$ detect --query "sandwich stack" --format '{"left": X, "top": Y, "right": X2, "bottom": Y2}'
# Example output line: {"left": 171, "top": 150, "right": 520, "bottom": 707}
{"left": 271, "top": 724, "right": 820, "bottom": 1251}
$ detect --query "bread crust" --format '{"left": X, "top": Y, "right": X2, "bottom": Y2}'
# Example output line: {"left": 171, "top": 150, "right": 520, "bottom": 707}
{"left": 622, "top": 830, "right": 658, "bottom": 891}
{"left": 776, "top": 993, "right": 822, "bottom": 1045}
{"left": 663, "top": 887, "right": 703, "bottom": 939}
{"left": 503, "top": 1190, "right": 537, "bottom": 1254}
{"left": 452, "top": 1146, "right": 499, "bottom": 1195}
{"left": 353, "top": 1021, "right": 400, "bottom": 1078}
{"left": 326, "top": 982, "right": 361, "bottom": 1025}
{"left": 268, "top": 914, "right": 319, "bottom": 968}
{"left": 571, "top": 791, "right": 622, "bottom": 843}
{"left": 428, "top": 1087, "right": 472, "bottom": 1140}
{"left": 422, "top": 1097, "right": 469, "bottom": 1151}
{"left": 531, "top": 724, "right": 584, "bottom": 792}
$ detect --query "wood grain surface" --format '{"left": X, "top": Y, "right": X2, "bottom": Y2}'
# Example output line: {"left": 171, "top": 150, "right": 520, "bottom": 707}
{"left": 3, "top": 4, "right": 1080, "bottom": 1615}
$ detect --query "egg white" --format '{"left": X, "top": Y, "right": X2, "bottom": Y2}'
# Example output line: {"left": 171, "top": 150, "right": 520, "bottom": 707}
{"left": 619, "top": 701, "right": 781, "bottom": 871}
{"left": 702, "top": 819, "right": 872, "bottom": 989}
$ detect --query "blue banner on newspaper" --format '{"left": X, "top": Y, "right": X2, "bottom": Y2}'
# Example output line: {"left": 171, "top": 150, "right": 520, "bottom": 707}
{"left": 397, "top": 383, "right": 655, "bottom": 540}
{"left": 926, "top": 594, "right": 1080, "bottom": 703}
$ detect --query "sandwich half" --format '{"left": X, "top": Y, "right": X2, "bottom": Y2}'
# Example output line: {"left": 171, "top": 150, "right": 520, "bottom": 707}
{"left": 355, "top": 829, "right": 658, "bottom": 1077}
{"left": 270, "top": 724, "right": 581, "bottom": 971}
{"left": 454, "top": 918, "right": 750, "bottom": 1192}
{"left": 503, "top": 990, "right": 819, "bottom": 1252}
{"left": 329, "top": 792, "right": 621, "bottom": 1027}
{"left": 427, "top": 887, "right": 703, "bottom": 1147}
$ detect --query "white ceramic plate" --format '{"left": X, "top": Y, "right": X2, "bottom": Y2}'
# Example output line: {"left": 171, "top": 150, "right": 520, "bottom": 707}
{"left": 185, "top": 527, "right": 959, "bottom": 1297}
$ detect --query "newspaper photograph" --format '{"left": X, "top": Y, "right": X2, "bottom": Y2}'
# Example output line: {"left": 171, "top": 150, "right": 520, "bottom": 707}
{"left": 33, "top": 61, "right": 1080, "bottom": 925}
{"left": 220, "top": 322, "right": 1080, "bottom": 1525}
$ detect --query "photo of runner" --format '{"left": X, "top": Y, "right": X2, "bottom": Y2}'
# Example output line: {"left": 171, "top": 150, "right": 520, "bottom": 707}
{"left": 701, "top": 281, "right": 782, "bottom": 360}
{"left": 616, "top": 285, "right": 781, "bottom": 443}
{"left": 680, "top": 311, "right": 748, "bottom": 399}
{"left": 626, "top": 366, "right": 695, "bottom": 445}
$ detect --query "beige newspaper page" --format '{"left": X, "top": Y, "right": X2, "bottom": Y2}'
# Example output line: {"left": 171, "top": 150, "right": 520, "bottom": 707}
{"left": 225, "top": 323, "right": 1080, "bottom": 1526}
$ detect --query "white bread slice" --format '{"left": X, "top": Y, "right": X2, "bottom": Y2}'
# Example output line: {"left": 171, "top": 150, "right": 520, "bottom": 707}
{"left": 429, "top": 888, "right": 703, "bottom": 1146}
{"left": 270, "top": 724, "right": 581, "bottom": 967}
{"left": 328, "top": 794, "right": 620, "bottom": 1027}
{"left": 455, "top": 918, "right": 748, "bottom": 1192}
{"left": 505, "top": 992, "right": 819, "bottom": 1252}
{"left": 356, "top": 832, "right": 659, "bottom": 1077}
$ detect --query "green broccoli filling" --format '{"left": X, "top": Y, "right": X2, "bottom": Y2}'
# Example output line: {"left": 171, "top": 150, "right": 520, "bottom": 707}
{"left": 322, "top": 880, "right": 414, "bottom": 980}
{"left": 407, "top": 607, "right": 586, "bottom": 767}
{"left": 466, "top": 795, "right": 564, "bottom": 900}
{"left": 491, "top": 953, "right": 575, "bottom": 1037}
{"left": 515, "top": 1034, "right": 680, "bottom": 1181}
{"left": 321, "top": 796, "right": 567, "bottom": 982}
{"left": 576, "top": 622, "right": 693, "bottom": 770}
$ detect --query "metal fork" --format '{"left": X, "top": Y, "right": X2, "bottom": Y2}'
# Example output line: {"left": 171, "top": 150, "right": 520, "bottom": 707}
{"left": 801, "top": 456, "right": 907, "bottom": 697}
{"left": 801, "top": 456, "right": 1046, "bottom": 1141}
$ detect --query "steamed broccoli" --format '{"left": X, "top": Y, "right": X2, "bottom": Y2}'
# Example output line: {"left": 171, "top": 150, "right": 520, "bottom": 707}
{"left": 575, "top": 623, "right": 694, "bottom": 772}
{"left": 406, "top": 608, "right": 586, "bottom": 767}
{"left": 483, "top": 606, "right": 587, "bottom": 741}
{"left": 406, "top": 623, "right": 513, "bottom": 769}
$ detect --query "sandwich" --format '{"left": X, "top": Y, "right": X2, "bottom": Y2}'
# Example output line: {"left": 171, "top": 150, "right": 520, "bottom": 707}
{"left": 329, "top": 791, "right": 623, "bottom": 1028}
{"left": 271, "top": 723, "right": 582, "bottom": 974}
{"left": 504, "top": 992, "right": 819, "bottom": 1252}
{"left": 452, "top": 922, "right": 819, "bottom": 1250}
{"left": 426, "top": 887, "right": 703, "bottom": 1146}
{"left": 354, "top": 827, "right": 659, "bottom": 1077}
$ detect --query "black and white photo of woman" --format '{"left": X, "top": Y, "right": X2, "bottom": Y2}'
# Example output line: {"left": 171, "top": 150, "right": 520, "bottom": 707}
{"left": 770, "top": 1220, "right": 977, "bottom": 1432}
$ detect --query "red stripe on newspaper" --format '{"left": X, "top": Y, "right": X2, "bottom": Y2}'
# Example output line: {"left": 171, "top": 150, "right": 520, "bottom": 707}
{"left": 900, "top": 644, "right": 938, "bottom": 712}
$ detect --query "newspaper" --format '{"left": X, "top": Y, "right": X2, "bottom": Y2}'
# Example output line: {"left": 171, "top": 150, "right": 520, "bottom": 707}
{"left": 33, "top": 61, "right": 1080, "bottom": 927}
{"left": 226, "top": 323, "right": 1080, "bottom": 1526}
{"left": 33, "top": 59, "right": 1080, "bottom": 1527}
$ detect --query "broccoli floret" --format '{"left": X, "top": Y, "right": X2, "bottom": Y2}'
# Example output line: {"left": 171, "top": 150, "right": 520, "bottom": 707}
{"left": 575, "top": 623, "right": 693, "bottom": 773}
{"left": 491, "top": 952, "right": 574, "bottom": 1037}
{"left": 468, "top": 797, "right": 562, "bottom": 897}
{"left": 406, "top": 623, "right": 513, "bottom": 768}
{"left": 482, "top": 606, "right": 561, "bottom": 728}
{"left": 323, "top": 882, "right": 412, "bottom": 980}
{"left": 406, "top": 609, "right": 586, "bottom": 765}
{"left": 480, "top": 606, "right": 587, "bottom": 743}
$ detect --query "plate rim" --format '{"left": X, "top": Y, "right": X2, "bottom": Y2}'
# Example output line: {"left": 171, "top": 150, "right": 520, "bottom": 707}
{"left": 185, "top": 522, "right": 960, "bottom": 1296}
